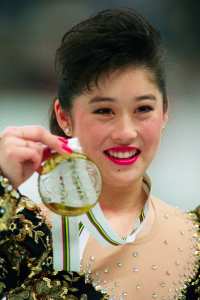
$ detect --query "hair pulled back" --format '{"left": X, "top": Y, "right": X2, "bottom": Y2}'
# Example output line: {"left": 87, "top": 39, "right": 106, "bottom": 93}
{"left": 50, "top": 8, "right": 168, "bottom": 136}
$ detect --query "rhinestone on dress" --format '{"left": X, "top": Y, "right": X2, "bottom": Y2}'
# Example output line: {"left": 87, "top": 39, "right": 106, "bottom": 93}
{"left": 104, "top": 268, "right": 109, "bottom": 273}
{"left": 152, "top": 292, "right": 158, "bottom": 299}
{"left": 117, "top": 262, "right": 123, "bottom": 268}
{"left": 94, "top": 285, "right": 102, "bottom": 291}
{"left": 132, "top": 251, "right": 139, "bottom": 257}
{"left": 160, "top": 281, "right": 166, "bottom": 288}
{"left": 103, "top": 280, "right": 107, "bottom": 284}
{"left": 89, "top": 256, "right": 95, "bottom": 262}
{"left": 136, "top": 284, "right": 141, "bottom": 290}
{"left": 151, "top": 265, "right": 158, "bottom": 270}
{"left": 132, "top": 266, "right": 139, "bottom": 272}
{"left": 177, "top": 247, "right": 183, "bottom": 252}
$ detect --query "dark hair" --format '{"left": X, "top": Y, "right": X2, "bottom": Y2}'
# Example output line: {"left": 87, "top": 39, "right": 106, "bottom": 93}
{"left": 50, "top": 8, "right": 168, "bottom": 136}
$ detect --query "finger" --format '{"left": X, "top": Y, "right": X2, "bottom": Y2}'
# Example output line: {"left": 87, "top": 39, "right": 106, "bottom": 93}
{"left": 1, "top": 126, "right": 72, "bottom": 156}
{"left": 7, "top": 145, "right": 42, "bottom": 165}
{"left": 15, "top": 126, "right": 69, "bottom": 154}
{"left": 1, "top": 126, "right": 29, "bottom": 140}
{"left": 2, "top": 126, "right": 53, "bottom": 144}
{"left": 24, "top": 140, "right": 44, "bottom": 154}
{"left": 1, "top": 136, "right": 45, "bottom": 161}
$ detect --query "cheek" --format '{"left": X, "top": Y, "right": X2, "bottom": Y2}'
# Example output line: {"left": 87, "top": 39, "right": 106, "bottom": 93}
{"left": 141, "top": 118, "right": 163, "bottom": 147}
{"left": 72, "top": 111, "right": 105, "bottom": 152}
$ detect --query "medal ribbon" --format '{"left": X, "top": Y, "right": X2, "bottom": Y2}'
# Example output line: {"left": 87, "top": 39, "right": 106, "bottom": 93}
{"left": 52, "top": 175, "right": 151, "bottom": 271}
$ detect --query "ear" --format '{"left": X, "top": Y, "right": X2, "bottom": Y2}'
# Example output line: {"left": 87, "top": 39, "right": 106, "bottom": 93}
{"left": 163, "top": 111, "right": 168, "bottom": 125}
{"left": 162, "top": 111, "right": 169, "bottom": 131}
{"left": 54, "top": 99, "right": 72, "bottom": 134}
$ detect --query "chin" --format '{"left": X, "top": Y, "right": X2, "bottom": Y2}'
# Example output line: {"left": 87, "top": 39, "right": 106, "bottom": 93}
{"left": 102, "top": 169, "right": 143, "bottom": 188}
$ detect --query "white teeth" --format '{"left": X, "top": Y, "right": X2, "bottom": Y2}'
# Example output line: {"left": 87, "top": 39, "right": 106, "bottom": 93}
{"left": 108, "top": 150, "right": 138, "bottom": 159}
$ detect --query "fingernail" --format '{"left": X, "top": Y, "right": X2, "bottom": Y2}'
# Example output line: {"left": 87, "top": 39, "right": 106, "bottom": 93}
{"left": 58, "top": 137, "right": 68, "bottom": 144}
{"left": 61, "top": 144, "right": 73, "bottom": 154}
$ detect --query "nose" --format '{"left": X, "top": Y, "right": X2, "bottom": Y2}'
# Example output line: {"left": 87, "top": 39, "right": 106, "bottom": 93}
{"left": 111, "top": 115, "right": 138, "bottom": 144}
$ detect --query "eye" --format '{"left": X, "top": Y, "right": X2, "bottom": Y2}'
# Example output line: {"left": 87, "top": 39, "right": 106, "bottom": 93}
{"left": 135, "top": 105, "right": 154, "bottom": 113}
{"left": 93, "top": 108, "right": 114, "bottom": 115}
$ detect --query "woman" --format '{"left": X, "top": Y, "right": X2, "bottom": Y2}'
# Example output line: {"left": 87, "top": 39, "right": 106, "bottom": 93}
{"left": 0, "top": 8, "right": 199, "bottom": 300}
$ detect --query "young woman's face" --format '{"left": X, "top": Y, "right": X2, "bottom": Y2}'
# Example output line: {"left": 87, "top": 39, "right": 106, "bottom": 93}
{"left": 66, "top": 67, "right": 167, "bottom": 188}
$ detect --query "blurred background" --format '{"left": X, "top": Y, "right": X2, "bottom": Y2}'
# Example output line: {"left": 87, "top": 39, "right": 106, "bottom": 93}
{"left": 0, "top": 0, "right": 199, "bottom": 210}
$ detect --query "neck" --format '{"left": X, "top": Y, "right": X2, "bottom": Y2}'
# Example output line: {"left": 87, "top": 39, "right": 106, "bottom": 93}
{"left": 99, "top": 177, "right": 146, "bottom": 216}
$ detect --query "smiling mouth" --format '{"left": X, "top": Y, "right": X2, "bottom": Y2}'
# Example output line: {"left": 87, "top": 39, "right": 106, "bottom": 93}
{"left": 104, "top": 149, "right": 141, "bottom": 165}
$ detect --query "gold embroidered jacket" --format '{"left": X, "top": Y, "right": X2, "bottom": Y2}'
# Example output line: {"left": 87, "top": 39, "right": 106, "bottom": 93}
{"left": 0, "top": 188, "right": 199, "bottom": 299}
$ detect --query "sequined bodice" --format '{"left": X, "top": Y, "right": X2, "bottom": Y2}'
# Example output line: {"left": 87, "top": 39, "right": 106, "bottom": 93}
{"left": 81, "top": 197, "right": 199, "bottom": 300}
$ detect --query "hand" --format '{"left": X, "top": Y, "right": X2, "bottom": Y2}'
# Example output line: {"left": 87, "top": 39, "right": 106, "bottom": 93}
{"left": 0, "top": 126, "right": 70, "bottom": 188}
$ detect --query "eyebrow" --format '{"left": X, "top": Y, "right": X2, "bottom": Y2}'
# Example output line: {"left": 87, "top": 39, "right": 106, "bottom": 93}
{"left": 89, "top": 94, "right": 157, "bottom": 104}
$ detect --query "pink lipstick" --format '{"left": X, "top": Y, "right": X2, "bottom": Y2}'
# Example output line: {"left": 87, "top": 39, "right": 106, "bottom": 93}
{"left": 104, "top": 146, "right": 141, "bottom": 166}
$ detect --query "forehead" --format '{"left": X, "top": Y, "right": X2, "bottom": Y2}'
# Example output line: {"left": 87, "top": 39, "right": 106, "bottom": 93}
{"left": 83, "top": 66, "right": 160, "bottom": 98}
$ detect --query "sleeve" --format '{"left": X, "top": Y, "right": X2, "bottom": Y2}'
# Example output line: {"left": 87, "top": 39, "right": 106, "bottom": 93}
{"left": 0, "top": 175, "right": 108, "bottom": 300}
{"left": 184, "top": 205, "right": 200, "bottom": 300}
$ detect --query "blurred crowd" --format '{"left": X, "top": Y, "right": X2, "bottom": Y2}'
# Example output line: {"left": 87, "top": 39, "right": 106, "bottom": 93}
{"left": 0, "top": 0, "right": 200, "bottom": 94}
{"left": 0, "top": 1, "right": 199, "bottom": 210}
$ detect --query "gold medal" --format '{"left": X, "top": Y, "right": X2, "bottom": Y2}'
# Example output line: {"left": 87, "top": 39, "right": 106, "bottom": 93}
{"left": 38, "top": 150, "right": 102, "bottom": 216}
